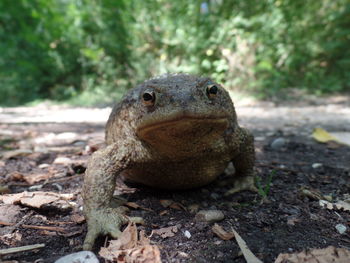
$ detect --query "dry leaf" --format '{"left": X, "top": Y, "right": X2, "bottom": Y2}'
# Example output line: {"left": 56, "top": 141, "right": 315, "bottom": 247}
{"left": 0, "top": 191, "right": 75, "bottom": 210}
{"left": 319, "top": 200, "right": 350, "bottom": 212}
{"left": 212, "top": 224, "right": 234, "bottom": 240}
{"left": 232, "top": 227, "right": 263, "bottom": 263}
{"left": 312, "top": 128, "right": 350, "bottom": 146}
{"left": 23, "top": 173, "right": 50, "bottom": 185}
{"left": 152, "top": 226, "right": 178, "bottom": 238}
{"left": 275, "top": 246, "right": 350, "bottom": 263}
{"left": 99, "top": 223, "right": 161, "bottom": 263}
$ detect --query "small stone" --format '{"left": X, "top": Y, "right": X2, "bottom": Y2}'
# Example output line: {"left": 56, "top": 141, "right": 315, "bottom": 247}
{"left": 28, "top": 184, "right": 43, "bottom": 191}
{"left": 53, "top": 157, "right": 72, "bottom": 165}
{"left": 55, "top": 251, "right": 98, "bottom": 263}
{"left": 38, "top": 163, "right": 50, "bottom": 169}
{"left": 195, "top": 210, "right": 224, "bottom": 223}
{"left": 270, "top": 138, "right": 286, "bottom": 150}
{"left": 335, "top": 224, "right": 347, "bottom": 235}
{"left": 184, "top": 230, "right": 191, "bottom": 239}
{"left": 312, "top": 163, "right": 323, "bottom": 169}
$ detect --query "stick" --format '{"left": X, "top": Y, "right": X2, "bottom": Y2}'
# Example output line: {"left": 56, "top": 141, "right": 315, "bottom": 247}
{"left": 0, "top": 221, "right": 66, "bottom": 233}
{"left": 0, "top": 244, "right": 45, "bottom": 255}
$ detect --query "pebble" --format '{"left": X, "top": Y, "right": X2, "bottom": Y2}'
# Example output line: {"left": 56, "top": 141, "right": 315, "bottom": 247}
{"left": 184, "top": 230, "right": 191, "bottom": 239}
{"left": 312, "top": 163, "right": 323, "bottom": 169}
{"left": 28, "top": 184, "right": 43, "bottom": 191}
{"left": 270, "top": 137, "right": 286, "bottom": 150}
{"left": 55, "top": 251, "right": 98, "bottom": 263}
{"left": 195, "top": 210, "right": 225, "bottom": 223}
{"left": 335, "top": 224, "right": 347, "bottom": 235}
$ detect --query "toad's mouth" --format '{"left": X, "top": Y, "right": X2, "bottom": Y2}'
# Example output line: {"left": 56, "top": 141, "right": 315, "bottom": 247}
{"left": 136, "top": 114, "right": 229, "bottom": 152}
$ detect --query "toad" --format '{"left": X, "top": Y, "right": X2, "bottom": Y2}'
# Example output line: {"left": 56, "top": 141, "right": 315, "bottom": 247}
{"left": 82, "top": 74, "right": 256, "bottom": 250}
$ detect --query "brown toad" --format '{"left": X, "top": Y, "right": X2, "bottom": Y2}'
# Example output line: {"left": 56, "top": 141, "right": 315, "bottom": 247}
{"left": 82, "top": 74, "right": 256, "bottom": 250}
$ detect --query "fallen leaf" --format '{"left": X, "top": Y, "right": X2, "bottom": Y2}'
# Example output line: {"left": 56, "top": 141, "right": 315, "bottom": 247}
{"left": 152, "top": 225, "right": 178, "bottom": 238}
{"left": 232, "top": 227, "right": 263, "bottom": 263}
{"left": 275, "top": 246, "right": 350, "bottom": 263}
{"left": 99, "top": 223, "right": 161, "bottom": 263}
{"left": 212, "top": 224, "right": 234, "bottom": 240}
{"left": 319, "top": 200, "right": 350, "bottom": 212}
{"left": 0, "top": 191, "right": 75, "bottom": 210}
{"left": 312, "top": 128, "right": 350, "bottom": 146}
{"left": 23, "top": 173, "right": 50, "bottom": 185}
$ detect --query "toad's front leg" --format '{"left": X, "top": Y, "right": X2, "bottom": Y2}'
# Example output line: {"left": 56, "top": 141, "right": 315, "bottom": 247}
{"left": 82, "top": 143, "right": 145, "bottom": 250}
{"left": 226, "top": 127, "right": 257, "bottom": 195}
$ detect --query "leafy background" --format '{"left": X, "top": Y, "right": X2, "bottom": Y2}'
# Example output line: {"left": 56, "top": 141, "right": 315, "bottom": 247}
{"left": 0, "top": 0, "right": 349, "bottom": 105}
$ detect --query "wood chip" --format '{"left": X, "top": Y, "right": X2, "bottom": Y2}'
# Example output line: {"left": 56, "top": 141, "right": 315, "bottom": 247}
{"left": 212, "top": 224, "right": 234, "bottom": 240}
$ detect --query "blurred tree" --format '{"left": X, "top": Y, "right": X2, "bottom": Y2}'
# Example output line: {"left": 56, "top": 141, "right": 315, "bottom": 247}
{"left": 0, "top": 0, "right": 349, "bottom": 105}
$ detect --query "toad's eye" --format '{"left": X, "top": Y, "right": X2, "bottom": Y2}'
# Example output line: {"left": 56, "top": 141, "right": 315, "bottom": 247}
{"left": 206, "top": 84, "right": 218, "bottom": 99}
{"left": 142, "top": 90, "right": 155, "bottom": 106}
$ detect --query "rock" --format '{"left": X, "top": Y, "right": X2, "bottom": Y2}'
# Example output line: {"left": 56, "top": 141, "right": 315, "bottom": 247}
{"left": 270, "top": 137, "right": 286, "bottom": 150}
{"left": 55, "top": 251, "right": 99, "bottom": 263}
{"left": 53, "top": 157, "right": 72, "bottom": 165}
{"left": 335, "top": 224, "right": 347, "bottom": 235}
{"left": 312, "top": 163, "right": 323, "bottom": 169}
{"left": 184, "top": 230, "right": 191, "bottom": 239}
{"left": 195, "top": 210, "right": 224, "bottom": 223}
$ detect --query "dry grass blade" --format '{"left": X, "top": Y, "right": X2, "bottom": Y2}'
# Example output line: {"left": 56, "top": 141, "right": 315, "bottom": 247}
{"left": 231, "top": 227, "right": 263, "bottom": 263}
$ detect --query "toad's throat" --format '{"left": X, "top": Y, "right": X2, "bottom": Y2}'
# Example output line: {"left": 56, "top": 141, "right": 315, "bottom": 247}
{"left": 136, "top": 115, "right": 229, "bottom": 153}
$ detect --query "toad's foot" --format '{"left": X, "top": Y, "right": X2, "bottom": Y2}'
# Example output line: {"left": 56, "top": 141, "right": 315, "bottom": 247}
{"left": 83, "top": 208, "right": 144, "bottom": 251}
{"left": 224, "top": 175, "right": 258, "bottom": 196}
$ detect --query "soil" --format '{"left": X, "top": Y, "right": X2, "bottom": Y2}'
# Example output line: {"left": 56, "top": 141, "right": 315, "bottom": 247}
{"left": 0, "top": 95, "right": 349, "bottom": 263}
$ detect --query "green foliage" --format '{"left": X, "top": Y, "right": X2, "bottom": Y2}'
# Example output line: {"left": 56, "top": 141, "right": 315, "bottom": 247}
{"left": 0, "top": 0, "right": 349, "bottom": 105}
{"left": 256, "top": 170, "right": 275, "bottom": 199}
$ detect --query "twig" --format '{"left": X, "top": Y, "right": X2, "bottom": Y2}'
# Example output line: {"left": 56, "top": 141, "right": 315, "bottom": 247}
{"left": 0, "top": 244, "right": 45, "bottom": 255}
{"left": 0, "top": 221, "right": 66, "bottom": 233}
{"left": 47, "top": 174, "right": 83, "bottom": 183}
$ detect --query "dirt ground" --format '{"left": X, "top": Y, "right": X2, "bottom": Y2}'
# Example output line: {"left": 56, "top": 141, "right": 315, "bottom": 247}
{"left": 0, "top": 95, "right": 349, "bottom": 262}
